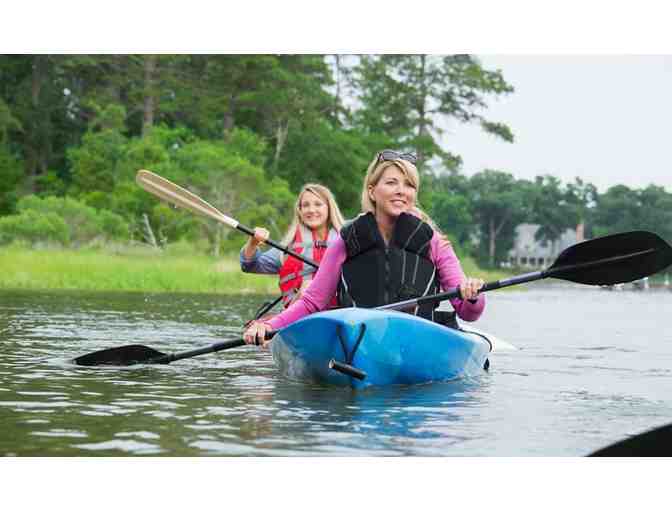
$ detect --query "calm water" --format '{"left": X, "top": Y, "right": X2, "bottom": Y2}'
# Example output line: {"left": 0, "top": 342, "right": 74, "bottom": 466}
{"left": 1, "top": 284, "right": 671, "bottom": 456}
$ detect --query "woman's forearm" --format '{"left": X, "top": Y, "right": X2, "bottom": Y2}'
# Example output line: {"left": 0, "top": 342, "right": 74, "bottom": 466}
{"left": 242, "top": 238, "right": 258, "bottom": 260}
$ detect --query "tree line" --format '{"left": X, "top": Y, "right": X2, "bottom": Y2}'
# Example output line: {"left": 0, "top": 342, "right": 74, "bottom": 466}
{"left": 0, "top": 55, "right": 670, "bottom": 266}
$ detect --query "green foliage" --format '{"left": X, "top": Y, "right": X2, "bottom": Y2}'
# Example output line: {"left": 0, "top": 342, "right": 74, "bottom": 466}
{"left": 277, "top": 121, "right": 392, "bottom": 217}
{"left": 0, "top": 97, "right": 22, "bottom": 143}
{"left": 0, "top": 210, "right": 69, "bottom": 246}
{"left": 423, "top": 171, "right": 474, "bottom": 250}
{"left": 527, "top": 175, "right": 580, "bottom": 245}
{"left": 431, "top": 194, "right": 474, "bottom": 247}
{"left": 469, "top": 169, "right": 530, "bottom": 266}
{"left": 97, "top": 209, "right": 131, "bottom": 239}
{"left": 592, "top": 185, "right": 672, "bottom": 242}
{"left": 87, "top": 103, "right": 128, "bottom": 132}
{"left": 0, "top": 145, "right": 23, "bottom": 214}
{"left": 352, "top": 55, "right": 515, "bottom": 171}
{"left": 67, "top": 126, "right": 128, "bottom": 194}
{"left": 224, "top": 127, "right": 268, "bottom": 167}
{"left": 155, "top": 134, "right": 294, "bottom": 252}
{"left": 0, "top": 195, "right": 129, "bottom": 247}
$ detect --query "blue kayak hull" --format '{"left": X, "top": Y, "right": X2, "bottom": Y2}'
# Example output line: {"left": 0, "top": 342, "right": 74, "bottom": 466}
{"left": 271, "top": 308, "right": 491, "bottom": 389}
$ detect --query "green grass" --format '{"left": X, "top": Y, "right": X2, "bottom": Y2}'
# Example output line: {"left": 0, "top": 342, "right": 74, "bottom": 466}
{"left": 0, "top": 244, "right": 510, "bottom": 294}
{"left": 0, "top": 245, "right": 278, "bottom": 294}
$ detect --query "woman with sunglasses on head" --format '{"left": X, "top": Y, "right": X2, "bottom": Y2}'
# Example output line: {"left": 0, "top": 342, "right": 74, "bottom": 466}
{"left": 240, "top": 183, "right": 346, "bottom": 310}
{"left": 243, "top": 150, "right": 485, "bottom": 347}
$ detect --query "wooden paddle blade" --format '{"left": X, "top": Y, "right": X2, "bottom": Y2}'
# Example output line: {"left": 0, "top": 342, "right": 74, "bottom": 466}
{"left": 73, "top": 344, "right": 167, "bottom": 367}
{"left": 548, "top": 230, "right": 672, "bottom": 285}
{"left": 136, "top": 170, "right": 238, "bottom": 228}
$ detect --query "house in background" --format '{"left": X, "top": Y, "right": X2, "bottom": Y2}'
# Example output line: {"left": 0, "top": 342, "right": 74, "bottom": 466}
{"left": 505, "top": 223, "right": 585, "bottom": 268}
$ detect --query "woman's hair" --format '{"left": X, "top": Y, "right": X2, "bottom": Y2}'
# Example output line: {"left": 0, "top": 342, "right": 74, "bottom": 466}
{"left": 360, "top": 153, "right": 449, "bottom": 243}
{"left": 280, "top": 183, "right": 346, "bottom": 248}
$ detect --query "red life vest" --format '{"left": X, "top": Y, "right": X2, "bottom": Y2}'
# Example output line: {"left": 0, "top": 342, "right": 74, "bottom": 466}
{"left": 278, "top": 225, "right": 339, "bottom": 308}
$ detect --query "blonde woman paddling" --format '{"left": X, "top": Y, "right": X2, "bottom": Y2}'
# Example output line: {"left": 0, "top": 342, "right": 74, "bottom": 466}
{"left": 240, "top": 183, "right": 345, "bottom": 309}
{"left": 244, "top": 150, "right": 485, "bottom": 347}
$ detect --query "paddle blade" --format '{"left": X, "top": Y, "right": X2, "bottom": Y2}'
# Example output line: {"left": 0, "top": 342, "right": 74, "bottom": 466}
{"left": 548, "top": 231, "right": 672, "bottom": 285}
{"left": 136, "top": 170, "right": 238, "bottom": 228}
{"left": 73, "top": 344, "right": 167, "bottom": 367}
{"left": 589, "top": 422, "right": 672, "bottom": 456}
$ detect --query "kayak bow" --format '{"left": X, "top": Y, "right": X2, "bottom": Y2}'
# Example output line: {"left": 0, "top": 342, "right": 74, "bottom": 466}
{"left": 271, "top": 308, "right": 492, "bottom": 389}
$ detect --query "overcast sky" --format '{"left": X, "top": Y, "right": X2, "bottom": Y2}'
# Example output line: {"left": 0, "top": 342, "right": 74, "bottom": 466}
{"left": 443, "top": 55, "right": 672, "bottom": 192}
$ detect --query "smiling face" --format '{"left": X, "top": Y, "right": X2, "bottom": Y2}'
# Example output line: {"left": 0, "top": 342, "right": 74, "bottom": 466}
{"left": 368, "top": 164, "right": 418, "bottom": 219}
{"left": 298, "top": 190, "right": 329, "bottom": 231}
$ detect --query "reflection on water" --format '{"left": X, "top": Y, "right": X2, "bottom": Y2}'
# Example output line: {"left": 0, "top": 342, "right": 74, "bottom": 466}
{"left": 1, "top": 285, "right": 672, "bottom": 456}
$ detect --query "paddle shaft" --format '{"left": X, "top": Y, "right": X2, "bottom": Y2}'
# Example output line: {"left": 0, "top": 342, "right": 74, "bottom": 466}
{"left": 147, "top": 330, "right": 280, "bottom": 364}
{"left": 234, "top": 223, "right": 318, "bottom": 268}
{"left": 148, "top": 339, "right": 245, "bottom": 364}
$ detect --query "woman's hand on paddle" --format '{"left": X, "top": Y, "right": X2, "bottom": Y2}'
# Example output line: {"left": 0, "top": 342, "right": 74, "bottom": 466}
{"left": 251, "top": 227, "right": 270, "bottom": 247}
{"left": 243, "top": 320, "right": 273, "bottom": 349}
{"left": 459, "top": 277, "right": 485, "bottom": 301}
{"left": 242, "top": 227, "right": 270, "bottom": 259}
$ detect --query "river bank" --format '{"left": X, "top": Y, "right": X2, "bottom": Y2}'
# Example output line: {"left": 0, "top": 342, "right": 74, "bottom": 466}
{"left": 0, "top": 244, "right": 510, "bottom": 294}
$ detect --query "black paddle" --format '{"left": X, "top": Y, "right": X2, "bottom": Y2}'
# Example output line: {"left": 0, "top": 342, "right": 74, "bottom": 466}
{"left": 379, "top": 230, "right": 672, "bottom": 312}
{"left": 73, "top": 230, "right": 672, "bottom": 367}
{"left": 588, "top": 422, "right": 672, "bottom": 456}
{"left": 74, "top": 338, "right": 255, "bottom": 367}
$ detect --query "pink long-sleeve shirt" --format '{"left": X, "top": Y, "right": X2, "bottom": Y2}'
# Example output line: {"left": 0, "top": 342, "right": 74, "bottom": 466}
{"left": 266, "top": 233, "right": 485, "bottom": 330}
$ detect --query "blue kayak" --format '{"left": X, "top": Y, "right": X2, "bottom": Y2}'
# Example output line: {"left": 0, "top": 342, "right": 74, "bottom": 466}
{"left": 271, "top": 308, "right": 492, "bottom": 389}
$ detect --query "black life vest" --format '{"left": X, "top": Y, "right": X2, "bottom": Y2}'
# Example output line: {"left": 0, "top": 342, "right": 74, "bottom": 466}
{"left": 337, "top": 212, "right": 441, "bottom": 321}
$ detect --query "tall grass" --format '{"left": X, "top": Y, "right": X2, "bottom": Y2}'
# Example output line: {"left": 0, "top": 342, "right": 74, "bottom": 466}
{"left": 0, "top": 245, "right": 277, "bottom": 294}
{"left": 0, "top": 244, "right": 509, "bottom": 294}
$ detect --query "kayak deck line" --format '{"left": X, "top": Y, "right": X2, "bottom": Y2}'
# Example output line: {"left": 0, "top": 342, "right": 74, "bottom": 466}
{"left": 330, "top": 323, "right": 367, "bottom": 379}
{"left": 457, "top": 326, "right": 493, "bottom": 352}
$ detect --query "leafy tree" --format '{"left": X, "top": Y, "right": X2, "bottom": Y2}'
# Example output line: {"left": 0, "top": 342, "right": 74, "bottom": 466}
{"left": 71, "top": 124, "right": 193, "bottom": 228}
{"left": 469, "top": 169, "right": 530, "bottom": 266}
{"left": 0, "top": 209, "right": 69, "bottom": 246}
{"left": 171, "top": 55, "right": 281, "bottom": 141}
{"left": 352, "top": 55, "right": 514, "bottom": 171}
{"left": 164, "top": 135, "right": 294, "bottom": 255}
{"left": 637, "top": 185, "right": 672, "bottom": 242}
{"left": 592, "top": 184, "right": 672, "bottom": 242}
{"left": 423, "top": 171, "right": 474, "bottom": 248}
{"left": 565, "top": 177, "right": 598, "bottom": 236}
{"left": 0, "top": 144, "right": 23, "bottom": 215}
{"left": 67, "top": 112, "right": 129, "bottom": 195}
{"left": 276, "top": 120, "right": 393, "bottom": 216}
{"left": 255, "top": 55, "right": 336, "bottom": 170}
{"left": 527, "top": 175, "right": 581, "bottom": 250}
{"left": 0, "top": 195, "right": 129, "bottom": 246}
{"left": 591, "top": 185, "right": 639, "bottom": 237}
{"left": 0, "top": 97, "right": 22, "bottom": 143}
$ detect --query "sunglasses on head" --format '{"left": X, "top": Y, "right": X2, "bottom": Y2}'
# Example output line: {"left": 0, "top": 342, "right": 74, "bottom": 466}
{"left": 376, "top": 150, "right": 418, "bottom": 165}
